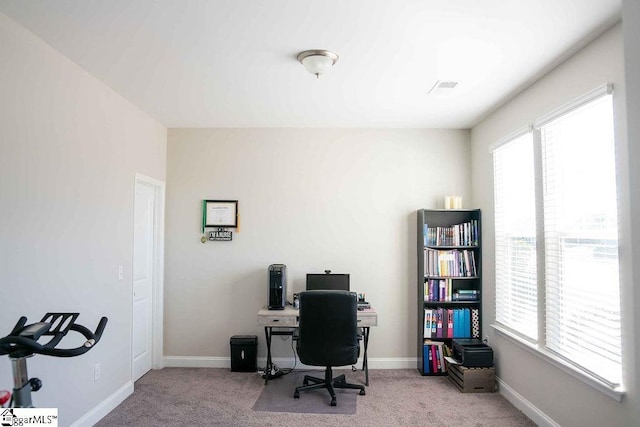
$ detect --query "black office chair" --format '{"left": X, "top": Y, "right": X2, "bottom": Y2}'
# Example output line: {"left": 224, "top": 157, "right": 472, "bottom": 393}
{"left": 293, "top": 290, "right": 365, "bottom": 406}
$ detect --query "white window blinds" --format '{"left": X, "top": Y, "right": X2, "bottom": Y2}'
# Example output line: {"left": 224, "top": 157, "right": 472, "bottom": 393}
{"left": 539, "top": 94, "right": 621, "bottom": 387}
{"left": 493, "top": 132, "right": 538, "bottom": 341}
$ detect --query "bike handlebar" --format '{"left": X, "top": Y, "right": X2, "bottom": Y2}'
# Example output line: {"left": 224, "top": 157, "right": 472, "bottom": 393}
{"left": 0, "top": 314, "right": 108, "bottom": 358}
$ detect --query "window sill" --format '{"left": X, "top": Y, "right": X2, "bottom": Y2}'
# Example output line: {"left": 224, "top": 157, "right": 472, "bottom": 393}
{"left": 491, "top": 323, "right": 625, "bottom": 402}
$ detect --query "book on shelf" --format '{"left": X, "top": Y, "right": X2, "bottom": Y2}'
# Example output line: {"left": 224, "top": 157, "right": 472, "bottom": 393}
{"left": 471, "top": 308, "right": 480, "bottom": 338}
{"left": 436, "top": 345, "right": 443, "bottom": 372}
{"left": 464, "top": 308, "right": 471, "bottom": 337}
{"left": 424, "top": 341, "right": 432, "bottom": 373}
{"left": 432, "top": 310, "right": 437, "bottom": 337}
{"left": 423, "top": 224, "right": 429, "bottom": 247}
{"left": 436, "top": 308, "right": 444, "bottom": 338}
{"left": 452, "top": 309, "right": 459, "bottom": 337}
{"left": 423, "top": 309, "right": 432, "bottom": 338}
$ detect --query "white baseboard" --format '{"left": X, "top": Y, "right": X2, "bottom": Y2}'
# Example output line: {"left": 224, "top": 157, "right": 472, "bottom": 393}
{"left": 164, "top": 356, "right": 229, "bottom": 368}
{"left": 164, "top": 356, "right": 417, "bottom": 370}
{"left": 70, "top": 381, "right": 133, "bottom": 427}
{"left": 497, "top": 376, "right": 560, "bottom": 427}
{"left": 365, "top": 357, "right": 417, "bottom": 369}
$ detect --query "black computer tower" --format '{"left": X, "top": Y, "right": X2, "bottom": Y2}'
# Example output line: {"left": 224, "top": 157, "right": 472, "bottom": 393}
{"left": 268, "top": 264, "right": 286, "bottom": 310}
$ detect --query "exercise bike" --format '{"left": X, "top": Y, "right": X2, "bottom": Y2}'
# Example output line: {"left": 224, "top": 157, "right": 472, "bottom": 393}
{"left": 0, "top": 313, "right": 107, "bottom": 408}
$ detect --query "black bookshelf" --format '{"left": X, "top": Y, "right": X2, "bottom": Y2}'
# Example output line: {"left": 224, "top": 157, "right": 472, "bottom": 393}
{"left": 417, "top": 209, "right": 482, "bottom": 376}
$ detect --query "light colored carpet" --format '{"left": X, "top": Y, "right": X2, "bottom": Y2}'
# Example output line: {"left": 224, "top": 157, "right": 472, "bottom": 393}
{"left": 96, "top": 368, "right": 536, "bottom": 426}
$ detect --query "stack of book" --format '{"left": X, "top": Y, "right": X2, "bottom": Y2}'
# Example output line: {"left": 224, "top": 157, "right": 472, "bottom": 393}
{"left": 423, "top": 341, "right": 451, "bottom": 374}
{"left": 425, "top": 279, "right": 452, "bottom": 302}
{"left": 424, "top": 280, "right": 480, "bottom": 302}
{"left": 424, "top": 307, "right": 480, "bottom": 339}
{"left": 452, "top": 289, "right": 480, "bottom": 301}
{"left": 423, "top": 220, "right": 479, "bottom": 247}
{"left": 423, "top": 248, "right": 477, "bottom": 277}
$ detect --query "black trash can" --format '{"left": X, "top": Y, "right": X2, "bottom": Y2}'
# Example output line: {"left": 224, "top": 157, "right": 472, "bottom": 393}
{"left": 230, "top": 335, "right": 257, "bottom": 372}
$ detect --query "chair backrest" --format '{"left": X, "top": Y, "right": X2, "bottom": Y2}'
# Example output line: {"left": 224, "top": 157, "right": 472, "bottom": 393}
{"left": 297, "top": 290, "right": 359, "bottom": 367}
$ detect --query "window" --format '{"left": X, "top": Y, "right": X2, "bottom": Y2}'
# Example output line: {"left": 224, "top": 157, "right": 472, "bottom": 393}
{"left": 493, "top": 132, "right": 538, "bottom": 341}
{"left": 492, "top": 84, "right": 622, "bottom": 394}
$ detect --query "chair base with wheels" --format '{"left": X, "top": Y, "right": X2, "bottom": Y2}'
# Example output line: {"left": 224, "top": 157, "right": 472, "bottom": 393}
{"left": 293, "top": 366, "right": 365, "bottom": 406}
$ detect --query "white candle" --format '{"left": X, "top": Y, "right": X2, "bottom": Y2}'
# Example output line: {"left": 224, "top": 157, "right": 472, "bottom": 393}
{"left": 444, "top": 196, "right": 452, "bottom": 209}
{"left": 454, "top": 196, "right": 462, "bottom": 209}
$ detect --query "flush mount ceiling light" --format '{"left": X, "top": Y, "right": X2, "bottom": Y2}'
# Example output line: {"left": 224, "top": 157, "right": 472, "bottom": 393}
{"left": 297, "top": 50, "right": 339, "bottom": 78}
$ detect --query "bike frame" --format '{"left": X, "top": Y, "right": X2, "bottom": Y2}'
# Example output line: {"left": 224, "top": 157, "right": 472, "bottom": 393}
{"left": 11, "top": 357, "right": 34, "bottom": 407}
{"left": 0, "top": 313, "right": 107, "bottom": 409}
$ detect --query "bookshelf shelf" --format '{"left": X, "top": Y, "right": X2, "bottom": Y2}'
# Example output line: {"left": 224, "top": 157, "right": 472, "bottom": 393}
{"left": 425, "top": 245, "right": 479, "bottom": 250}
{"left": 423, "top": 301, "right": 480, "bottom": 306}
{"left": 417, "top": 209, "right": 482, "bottom": 376}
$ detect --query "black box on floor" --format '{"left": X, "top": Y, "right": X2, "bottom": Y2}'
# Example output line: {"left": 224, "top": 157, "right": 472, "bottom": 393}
{"left": 230, "top": 335, "right": 257, "bottom": 372}
{"left": 452, "top": 338, "right": 493, "bottom": 367}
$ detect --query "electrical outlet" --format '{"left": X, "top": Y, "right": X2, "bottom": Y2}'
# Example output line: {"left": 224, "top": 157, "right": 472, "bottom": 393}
{"left": 94, "top": 363, "right": 101, "bottom": 381}
{"left": 483, "top": 335, "right": 489, "bottom": 345}
{"left": 118, "top": 266, "right": 124, "bottom": 281}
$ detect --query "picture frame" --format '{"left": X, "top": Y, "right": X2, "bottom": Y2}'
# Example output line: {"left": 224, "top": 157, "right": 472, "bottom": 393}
{"left": 203, "top": 200, "right": 238, "bottom": 229}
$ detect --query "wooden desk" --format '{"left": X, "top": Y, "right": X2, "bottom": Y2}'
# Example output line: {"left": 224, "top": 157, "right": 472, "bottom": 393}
{"left": 257, "top": 305, "right": 378, "bottom": 385}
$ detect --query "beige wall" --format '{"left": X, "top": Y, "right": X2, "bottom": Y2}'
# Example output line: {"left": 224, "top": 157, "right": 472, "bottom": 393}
{"left": 165, "top": 128, "right": 470, "bottom": 362}
{"left": 0, "top": 12, "right": 166, "bottom": 426}
{"left": 471, "top": 23, "right": 638, "bottom": 426}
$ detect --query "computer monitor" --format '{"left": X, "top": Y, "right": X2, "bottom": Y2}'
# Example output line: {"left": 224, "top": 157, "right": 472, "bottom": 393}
{"left": 306, "top": 273, "right": 350, "bottom": 291}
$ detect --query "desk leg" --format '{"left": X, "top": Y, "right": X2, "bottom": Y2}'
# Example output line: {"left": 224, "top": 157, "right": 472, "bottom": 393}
{"left": 264, "top": 326, "right": 273, "bottom": 385}
{"left": 362, "top": 326, "right": 370, "bottom": 386}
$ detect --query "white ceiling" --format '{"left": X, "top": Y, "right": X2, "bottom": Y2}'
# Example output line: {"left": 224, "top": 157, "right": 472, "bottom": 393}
{"left": 0, "top": 0, "right": 621, "bottom": 129}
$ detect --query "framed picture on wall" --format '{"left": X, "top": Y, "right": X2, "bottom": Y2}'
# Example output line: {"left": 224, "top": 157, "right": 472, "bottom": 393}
{"left": 203, "top": 200, "right": 238, "bottom": 229}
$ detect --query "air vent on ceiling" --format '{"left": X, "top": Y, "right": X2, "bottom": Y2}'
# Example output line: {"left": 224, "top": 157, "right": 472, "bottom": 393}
{"left": 428, "top": 80, "right": 460, "bottom": 95}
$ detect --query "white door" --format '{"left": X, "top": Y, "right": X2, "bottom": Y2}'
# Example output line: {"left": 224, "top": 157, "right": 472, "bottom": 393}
{"left": 133, "top": 181, "right": 155, "bottom": 381}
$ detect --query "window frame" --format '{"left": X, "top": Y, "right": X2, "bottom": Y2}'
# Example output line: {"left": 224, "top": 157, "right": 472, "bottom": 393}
{"left": 490, "top": 84, "right": 624, "bottom": 401}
